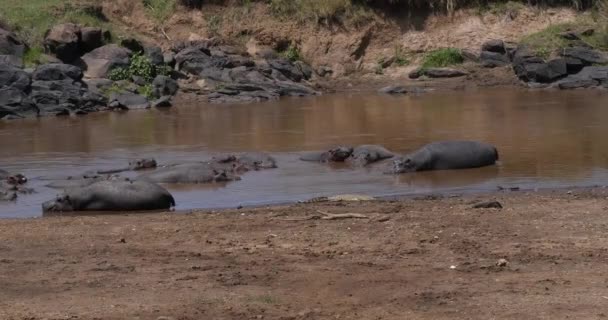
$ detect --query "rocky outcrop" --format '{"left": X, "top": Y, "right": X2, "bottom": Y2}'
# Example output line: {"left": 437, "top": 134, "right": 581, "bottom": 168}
{"left": 173, "top": 43, "right": 318, "bottom": 103}
{"left": 480, "top": 39, "right": 511, "bottom": 68}
{"left": 0, "top": 27, "right": 26, "bottom": 67}
{"left": 81, "top": 44, "right": 131, "bottom": 79}
{"left": 43, "top": 23, "right": 82, "bottom": 63}
{"left": 561, "top": 47, "right": 608, "bottom": 65}
{"left": 109, "top": 92, "right": 150, "bottom": 110}
{"left": 0, "top": 62, "right": 107, "bottom": 118}
{"left": 557, "top": 66, "right": 608, "bottom": 89}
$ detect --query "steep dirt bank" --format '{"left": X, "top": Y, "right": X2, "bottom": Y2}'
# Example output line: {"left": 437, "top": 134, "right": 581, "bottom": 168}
{"left": 1, "top": 188, "right": 608, "bottom": 319}
{"left": 101, "top": 1, "right": 580, "bottom": 77}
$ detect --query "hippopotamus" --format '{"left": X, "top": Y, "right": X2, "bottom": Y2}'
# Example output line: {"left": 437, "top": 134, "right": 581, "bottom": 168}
{"left": 96, "top": 158, "right": 158, "bottom": 174}
{"left": 389, "top": 141, "right": 499, "bottom": 174}
{"left": 137, "top": 163, "right": 241, "bottom": 184}
{"left": 0, "top": 169, "right": 27, "bottom": 185}
{"left": 299, "top": 146, "right": 354, "bottom": 163}
{"left": 345, "top": 145, "right": 395, "bottom": 166}
{"left": 45, "top": 174, "right": 123, "bottom": 189}
{"left": 41, "top": 180, "right": 175, "bottom": 212}
{"left": 234, "top": 152, "right": 277, "bottom": 170}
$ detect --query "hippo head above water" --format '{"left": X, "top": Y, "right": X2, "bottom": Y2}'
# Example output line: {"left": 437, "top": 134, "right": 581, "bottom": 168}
{"left": 327, "top": 147, "right": 354, "bottom": 162}
{"left": 391, "top": 157, "right": 418, "bottom": 174}
{"left": 5, "top": 174, "right": 27, "bottom": 185}
{"left": 42, "top": 195, "right": 74, "bottom": 212}
{"left": 128, "top": 158, "right": 158, "bottom": 171}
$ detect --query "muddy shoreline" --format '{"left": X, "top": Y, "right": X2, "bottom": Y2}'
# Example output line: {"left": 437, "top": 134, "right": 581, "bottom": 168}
{"left": 2, "top": 187, "right": 608, "bottom": 319}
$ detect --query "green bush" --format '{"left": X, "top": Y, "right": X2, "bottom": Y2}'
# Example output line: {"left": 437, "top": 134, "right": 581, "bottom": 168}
{"left": 282, "top": 45, "right": 301, "bottom": 62}
{"left": 138, "top": 84, "right": 155, "bottom": 99}
{"left": 22, "top": 47, "right": 45, "bottom": 67}
{"left": 108, "top": 52, "right": 163, "bottom": 82}
{"left": 421, "top": 48, "right": 464, "bottom": 69}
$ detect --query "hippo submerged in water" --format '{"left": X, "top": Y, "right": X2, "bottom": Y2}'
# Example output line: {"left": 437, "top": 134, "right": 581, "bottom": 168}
{"left": 96, "top": 158, "right": 158, "bottom": 174}
{"left": 42, "top": 180, "right": 175, "bottom": 212}
{"left": 137, "top": 162, "right": 241, "bottom": 184}
{"left": 389, "top": 141, "right": 499, "bottom": 174}
{"left": 0, "top": 170, "right": 31, "bottom": 201}
{"left": 300, "top": 145, "right": 394, "bottom": 166}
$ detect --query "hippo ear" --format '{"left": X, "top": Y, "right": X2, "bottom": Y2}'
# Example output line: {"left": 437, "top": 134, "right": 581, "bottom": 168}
{"left": 405, "top": 158, "right": 412, "bottom": 163}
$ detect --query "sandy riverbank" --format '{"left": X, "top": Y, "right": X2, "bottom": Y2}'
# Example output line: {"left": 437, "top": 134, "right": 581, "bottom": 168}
{"left": 1, "top": 187, "right": 607, "bottom": 319}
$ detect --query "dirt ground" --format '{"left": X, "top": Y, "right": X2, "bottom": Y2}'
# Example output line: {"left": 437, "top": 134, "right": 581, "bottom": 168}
{"left": 1, "top": 188, "right": 608, "bottom": 319}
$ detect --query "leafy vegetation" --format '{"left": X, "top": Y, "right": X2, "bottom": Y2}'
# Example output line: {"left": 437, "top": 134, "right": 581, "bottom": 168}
{"left": 22, "top": 47, "right": 45, "bottom": 67}
{"left": 420, "top": 48, "right": 464, "bottom": 69}
{"left": 281, "top": 45, "right": 302, "bottom": 62}
{"left": 521, "top": 18, "right": 608, "bottom": 57}
{"left": 108, "top": 53, "right": 159, "bottom": 82}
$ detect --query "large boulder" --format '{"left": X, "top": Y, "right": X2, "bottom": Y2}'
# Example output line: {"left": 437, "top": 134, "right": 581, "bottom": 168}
{"left": 32, "top": 63, "right": 83, "bottom": 81}
{"left": 144, "top": 46, "right": 164, "bottom": 65}
{"left": 481, "top": 39, "right": 506, "bottom": 54}
{"left": 0, "top": 28, "right": 26, "bottom": 67}
{"left": 81, "top": 44, "right": 131, "bottom": 78}
{"left": 480, "top": 51, "right": 510, "bottom": 68}
{"left": 515, "top": 59, "right": 568, "bottom": 83}
{"left": 120, "top": 38, "right": 144, "bottom": 53}
{"left": 561, "top": 47, "right": 608, "bottom": 65}
{"left": 43, "top": 23, "right": 82, "bottom": 63}
{"left": 109, "top": 92, "right": 150, "bottom": 110}
{"left": 267, "top": 58, "right": 304, "bottom": 82}
{"left": 0, "top": 88, "right": 38, "bottom": 119}
{"left": 556, "top": 66, "right": 608, "bottom": 89}
{"left": 152, "top": 75, "right": 178, "bottom": 97}
{"left": 30, "top": 79, "right": 106, "bottom": 116}
{"left": 80, "top": 27, "right": 103, "bottom": 53}
{"left": 0, "top": 62, "right": 31, "bottom": 91}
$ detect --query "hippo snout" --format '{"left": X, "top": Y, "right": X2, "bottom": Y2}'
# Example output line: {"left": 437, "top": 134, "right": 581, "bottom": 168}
{"left": 42, "top": 196, "right": 73, "bottom": 212}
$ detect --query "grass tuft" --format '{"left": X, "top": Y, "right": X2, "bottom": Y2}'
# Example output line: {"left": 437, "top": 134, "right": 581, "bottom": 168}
{"left": 421, "top": 48, "right": 464, "bottom": 69}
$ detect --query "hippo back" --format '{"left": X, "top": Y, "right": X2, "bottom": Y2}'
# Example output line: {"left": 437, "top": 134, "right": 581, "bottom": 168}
{"left": 426, "top": 141, "right": 498, "bottom": 170}
{"left": 69, "top": 180, "right": 175, "bottom": 211}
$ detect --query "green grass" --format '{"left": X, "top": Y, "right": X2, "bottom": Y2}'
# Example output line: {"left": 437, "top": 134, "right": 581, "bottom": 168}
{"left": 0, "top": 0, "right": 112, "bottom": 45}
{"left": 22, "top": 47, "right": 44, "bottom": 67}
{"left": 143, "top": 0, "right": 176, "bottom": 24}
{"left": 520, "top": 19, "right": 608, "bottom": 57}
{"left": 280, "top": 44, "right": 302, "bottom": 62}
{"left": 420, "top": 48, "right": 464, "bottom": 69}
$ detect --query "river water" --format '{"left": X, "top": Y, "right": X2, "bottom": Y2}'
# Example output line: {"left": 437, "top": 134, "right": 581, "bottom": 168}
{"left": 1, "top": 88, "right": 607, "bottom": 218}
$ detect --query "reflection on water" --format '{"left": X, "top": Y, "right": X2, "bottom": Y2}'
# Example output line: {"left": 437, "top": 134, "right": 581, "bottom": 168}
{"left": 1, "top": 88, "right": 607, "bottom": 218}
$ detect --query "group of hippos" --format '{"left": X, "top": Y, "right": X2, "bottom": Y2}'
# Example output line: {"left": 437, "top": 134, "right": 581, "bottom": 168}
{"left": 0, "top": 140, "right": 499, "bottom": 213}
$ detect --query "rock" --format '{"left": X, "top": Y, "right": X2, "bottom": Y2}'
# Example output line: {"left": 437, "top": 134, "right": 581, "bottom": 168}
{"left": 316, "top": 66, "right": 333, "bottom": 77}
{"left": 268, "top": 58, "right": 304, "bottom": 82}
{"left": 163, "top": 52, "right": 176, "bottom": 67}
{"left": 80, "top": 27, "right": 103, "bottom": 53}
{"left": 295, "top": 61, "right": 313, "bottom": 80}
{"left": 31, "top": 79, "right": 107, "bottom": 116}
{"left": 144, "top": 46, "right": 164, "bottom": 65}
{"left": 480, "top": 51, "right": 510, "bottom": 68}
{"left": 43, "top": 23, "right": 82, "bottom": 63}
{"left": 460, "top": 49, "right": 479, "bottom": 62}
{"left": 32, "top": 63, "right": 83, "bottom": 81}
{"left": 424, "top": 68, "right": 467, "bottom": 78}
{"left": 581, "top": 28, "right": 595, "bottom": 36}
{"left": 557, "top": 77, "right": 599, "bottom": 89}
{"left": 564, "top": 57, "right": 584, "bottom": 74}
{"left": 561, "top": 47, "right": 608, "bottom": 65}
{"left": 408, "top": 68, "right": 422, "bottom": 79}
{"left": 516, "top": 59, "right": 567, "bottom": 83}
{"left": 0, "top": 62, "right": 31, "bottom": 91}
{"left": 110, "top": 92, "right": 150, "bottom": 110}
{"left": 83, "top": 78, "right": 113, "bottom": 95}
{"left": 120, "top": 38, "right": 144, "bottom": 53}
{"left": 557, "top": 66, "right": 608, "bottom": 89}
{"left": 481, "top": 39, "right": 506, "bottom": 54}
{"left": 496, "top": 259, "right": 509, "bottom": 267}
{"left": 558, "top": 31, "right": 580, "bottom": 40}
{"left": 132, "top": 75, "right": 147, "bottom": 86}
{"left": 378, "top": 85, "right": 407, "bottom": 94}
{"left": 152, "top": 96, "right": 172, "bottom": 108}
{"left": 0, "top": 28, "right": 26, "bottom": 67}
{"left": 0, "top": 88, "right": 38, "bottom": 118}
{"left": 81, "top": 44, "right": 131, "bottom": 78}
{"left": 472, "top": 201, "right": 503, "bottom": 209}
{"left": 152, "top": 75, "right": 178, "bottom": 97}
{"left": 175, "top": 47, "right": 229, "bottom": 74}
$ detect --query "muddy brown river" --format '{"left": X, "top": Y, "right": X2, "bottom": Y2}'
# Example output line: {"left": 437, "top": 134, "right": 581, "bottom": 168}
{"left": 1, "top": 88, "right": 608, "bottom": 218}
